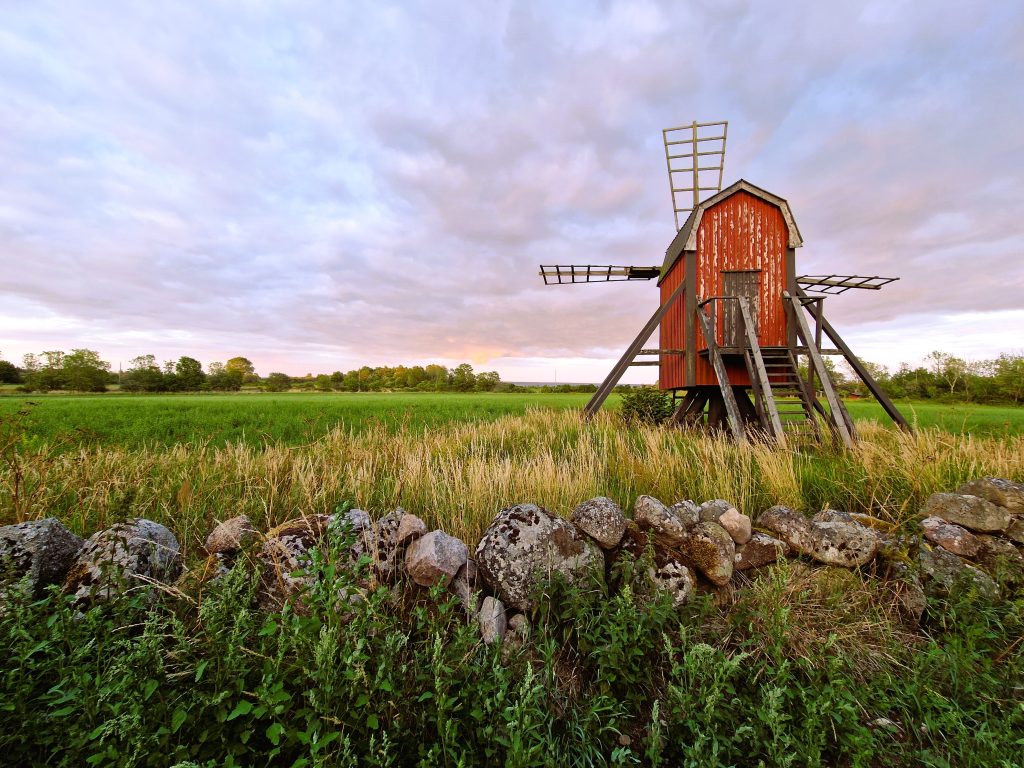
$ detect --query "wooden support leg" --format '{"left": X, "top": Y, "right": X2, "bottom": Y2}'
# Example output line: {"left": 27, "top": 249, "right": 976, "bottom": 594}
{"left": 673, "top": 389, "right": 710, "bottom": 426}
{"left": 794, "top": 286, "right": 912, "bottom": 433}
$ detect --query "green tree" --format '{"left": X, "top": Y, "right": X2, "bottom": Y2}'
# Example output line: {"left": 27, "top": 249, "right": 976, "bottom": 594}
{"left": 174, "top": 357, "right": 206, "bottom": 391}
{"left": 62, "top": 349, "right": 110, "bottom": 392}
{"left": 993, "top": 353, "right": 1024, "bottom": 404}
{"left": 21, "top": 350, "right": 66, "bottom": 391}
{"left": 208, "top": 361, "right": 243, "bottom": 391}
{"left": 451, "top": 363, "right": 476, "bottom": 392}
{"left": 264, "top": 372, "right": 292, "bottom": 392}
{"left": 225, "top": 357, "right": 258, "bottom": 384}
{"left": 121, "top": 354, "right": 165, "bottom": 392}
{"left": 475, "top": 370, "right": 501, "bottom": 391}
{"left": 0, "top": 359, "right": 20, "bottom": 384}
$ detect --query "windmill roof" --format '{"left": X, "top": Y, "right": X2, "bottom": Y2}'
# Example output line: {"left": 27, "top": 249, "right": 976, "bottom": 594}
{"left": 658, "top": 179, "right": 803, "bottom": 284}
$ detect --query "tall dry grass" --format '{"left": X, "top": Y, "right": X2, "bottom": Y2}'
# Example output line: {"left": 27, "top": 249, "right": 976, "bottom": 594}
{"left": 2, "top": 409, "right": 1022, "bottom": 560}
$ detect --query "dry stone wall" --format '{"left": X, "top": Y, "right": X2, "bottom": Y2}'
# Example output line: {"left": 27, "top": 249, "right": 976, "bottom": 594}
{"left": 2, "top": 477, "right": 1023, "bottom": 641}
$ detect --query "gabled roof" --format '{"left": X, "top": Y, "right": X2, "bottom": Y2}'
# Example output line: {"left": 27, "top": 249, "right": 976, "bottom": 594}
{"left": 658, "top": 179, "right": 803, "bottom": 284}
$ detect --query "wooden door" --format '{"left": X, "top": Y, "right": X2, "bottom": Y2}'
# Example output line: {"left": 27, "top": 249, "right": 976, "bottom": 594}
{"left": 722, "top": 270, "right": 760, "bottom": 348}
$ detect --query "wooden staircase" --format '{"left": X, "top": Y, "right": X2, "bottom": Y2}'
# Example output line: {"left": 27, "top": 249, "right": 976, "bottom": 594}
{"left": 752, "top": 348, "right": 821, "bottom": 442}
{"left": 698, "top": 296, "right": 855, "bottom": 448}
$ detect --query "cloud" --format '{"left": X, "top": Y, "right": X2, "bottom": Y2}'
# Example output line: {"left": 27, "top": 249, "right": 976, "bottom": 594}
{"left": 1, "top": 0, "right": 1021, "bottom": 379}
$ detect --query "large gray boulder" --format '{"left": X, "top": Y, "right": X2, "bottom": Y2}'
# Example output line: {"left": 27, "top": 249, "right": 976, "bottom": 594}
{"left": 758, "top": 506, "right": 879, "bottom": 567}
{"left": 922, "top": 493, "right": 1011, "bottom": 533}
{"left": 1, "top": 518, "right": 83, "bottom": 598}
{"left": 669, "top": 500, "right": 701, "bottom": 528}
{"left": 918, "top": 545, "right": 997, "bottom": 599}
{"left": 680, "top": 521, "right": 735, "bottom": 586}
{"left": 64, "top": 519, "right": 181, "bottom": 605}
{"left": 921, "top": 517, "right": 980, "bottom": 557}
{"left": 634, "top": 495, "right": 690, "bottom": 545}
{"left": 476, "top": 503, "right": 603, "bottom": 611}
{"left": 405, "top": 530, "right": 468, "bottom": 588}
{"left": 956, "top": 477, "right": 1024, "bottom": 514}
{"left": 571, "top": 497, "right": 626, "bottom": 549}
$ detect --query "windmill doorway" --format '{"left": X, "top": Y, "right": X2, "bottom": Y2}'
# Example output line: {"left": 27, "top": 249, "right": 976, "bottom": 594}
{"left": 722, "top": 270, "right": 760, "bottom": 348}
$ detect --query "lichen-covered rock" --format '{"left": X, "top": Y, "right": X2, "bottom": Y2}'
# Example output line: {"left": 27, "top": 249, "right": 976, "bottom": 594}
{"left": 698, "top": 500, "right": 751, "bottom": 544}
{"left": 204, "top": 515, "right": 258, "bottom": 556}
{"left": 758, "top": 506, "right": 879, "bottom": 567}
{"left": 257, "top": 517, "right": 329, "bottom": 610}
{"left": 648, "top": 560, "right": 695, "bottom": 607}
{"left": 680, "top": 521, "right": 734, "bottom": 586}
{"left": 1, "top": 518, "right": 83, "bottom": 599}
{"left": 975, "top": 535, "right": 1024, "bottom": 584}
{"left": 372, "top": 508, "right": 425, "bottom": 581}
{"left": 475, "top": 503, "right": 603, "bottom": 611}
{"left": 813, "top": 508, "right": 855, "bottom": 524}
{"left": 478, "top": 596, "right": 507, "bottom": 644}
{"left": 669, "top": 500, "right": 701, "bottom": 528}
{"left": 1005, "top": 518, "right": 1024, "bottom": 544}
{"left": 956, "top": 477, "right": 1024, "bottom": 514}
{"left": 634, "top": 495, "right": 689, "bottom": 545}
{"left": 734, "top": 532, "right": 789, "bottom": 571}
{"left": 571, "top": 496, "right": 626, "bottom": 549}
{"left": 329, "top": 508, "right": 372, "bottom": 535}
{"left": 918, "top": 545, "right": 997, "bottom": 599}
{"left": 920, "top": 516, "right": 980, "bottom": 557}
{"left": 698, "top": 499, "right": 731, "bottom": 521}
{"left": 922, "top": 493, "right": 1011, "bottom": 533}
{"left": 64, "top": 519, "right": 181, "bottom": 605}
{"left": 405, "top": 530, "right": 468, "bottom": 588}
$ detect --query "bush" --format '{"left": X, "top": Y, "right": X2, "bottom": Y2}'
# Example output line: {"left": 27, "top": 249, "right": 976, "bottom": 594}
{"left": 620, "top": 386, "right": 674, "bottom": 425}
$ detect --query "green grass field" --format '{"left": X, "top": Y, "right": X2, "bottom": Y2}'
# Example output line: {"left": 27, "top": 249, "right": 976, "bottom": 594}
{"left": 0, "top": 392, "right": 600, "bottom": 449}
{"left": 1, "top": 391, "right": 1022, "bottom": 449}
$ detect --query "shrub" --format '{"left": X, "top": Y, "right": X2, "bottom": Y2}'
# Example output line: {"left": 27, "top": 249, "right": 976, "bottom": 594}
{"left": 620, "top": 386, "right": 674, "bottom": 425}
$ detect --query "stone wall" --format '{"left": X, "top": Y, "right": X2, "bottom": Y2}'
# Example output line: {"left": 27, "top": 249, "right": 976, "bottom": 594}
{"left": 3, "top": 477, "right": 1023, "bottom": 640}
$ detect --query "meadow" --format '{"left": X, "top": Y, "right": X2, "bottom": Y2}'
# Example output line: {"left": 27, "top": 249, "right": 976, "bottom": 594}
{"left": 2, "top": 392, "right": 1023, "bottom": 765}
{"left": 2, "top": 392, "right": 1022, "bottom": 558}
{"left": 0, "top": 391, "right": 1022, "bottom": 452}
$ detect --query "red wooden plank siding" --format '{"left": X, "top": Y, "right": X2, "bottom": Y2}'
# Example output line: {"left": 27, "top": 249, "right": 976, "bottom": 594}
{"left": 660, "top": 189, "right": 790, "bottom": 390}
{"left": 658, "top": 253, "right": 686, "bottom": 389}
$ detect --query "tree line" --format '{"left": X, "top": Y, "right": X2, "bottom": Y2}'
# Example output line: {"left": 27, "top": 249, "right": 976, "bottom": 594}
{"left": 0, "top": 348, "right": 1020, "bottom": 403}
{"left": 0, "top": 349, "right": 598, "bottom": 394}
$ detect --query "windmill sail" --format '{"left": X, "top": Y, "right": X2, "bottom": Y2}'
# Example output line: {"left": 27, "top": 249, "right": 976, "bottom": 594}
{"left": 796, "top": 275, "right": 898, "bottom": 295}
{"left": 539, "top": 265, "right": 661, "bottom": 285}
{"left": 663, "top": 120, "right": 728, "bottom": 230}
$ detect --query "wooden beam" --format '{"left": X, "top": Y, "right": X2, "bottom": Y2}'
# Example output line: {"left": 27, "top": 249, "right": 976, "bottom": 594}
{"left": 583, "top": 280, "right": 687, "bottom": 418}
{"left": 795, "top": 286, "right": 912, "bottom": 432}
{"left": 738, "top": 298, "right": 785, "bottom": 445}
{"left": 784, "top": 292, "right": 854, "bottom": 449}
{"left": 693, "top": 302, "right": 747, "bottom": 442}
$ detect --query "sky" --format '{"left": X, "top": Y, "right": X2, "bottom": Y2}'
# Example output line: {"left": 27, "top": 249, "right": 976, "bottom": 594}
{"left": 1, "top": 0, "right": 1022, "bottom": 384}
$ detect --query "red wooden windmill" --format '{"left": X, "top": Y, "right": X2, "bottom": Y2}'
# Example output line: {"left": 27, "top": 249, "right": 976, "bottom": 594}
{"left": 540, "top": 120, "right": 910, "bottom": 447}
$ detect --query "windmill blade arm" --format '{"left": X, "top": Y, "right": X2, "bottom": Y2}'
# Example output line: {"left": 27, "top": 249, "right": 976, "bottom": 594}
{"left": 796, "top": 275, "right": 899, "bottom": 295}
{"left": 539, "top": 265, "right": 661, "bottom": 284}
